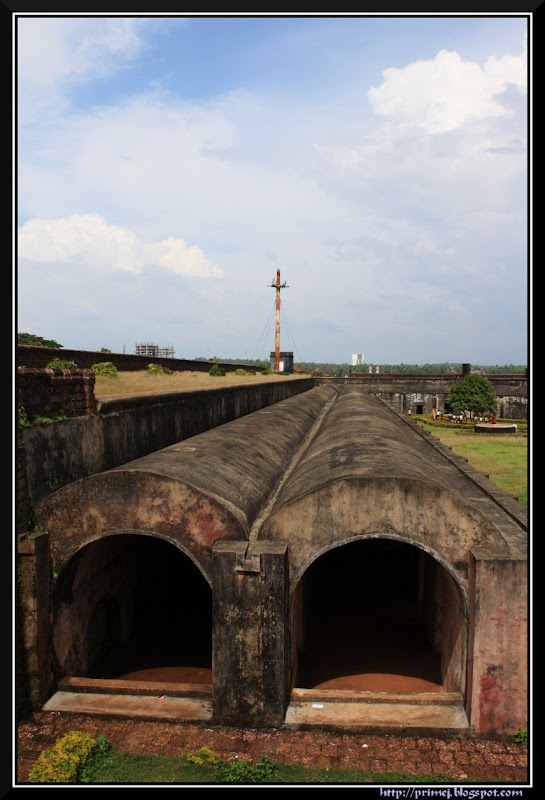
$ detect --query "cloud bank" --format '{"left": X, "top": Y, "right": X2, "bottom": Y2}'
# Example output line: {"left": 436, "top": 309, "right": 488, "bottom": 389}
{"left": 18, "top": 214, "right": 222, "bottom": 278}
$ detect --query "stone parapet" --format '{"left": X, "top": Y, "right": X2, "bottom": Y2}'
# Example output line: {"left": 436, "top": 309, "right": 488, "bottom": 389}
{"left": 17, "top": 368, "right": 97, "bottom": 420}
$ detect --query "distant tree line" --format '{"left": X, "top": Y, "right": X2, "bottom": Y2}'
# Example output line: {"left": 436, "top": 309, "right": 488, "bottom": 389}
{"left": 288, "top": 361, "right": 526, "bottom": 376}
{"left": 18, "top": 332, "right": 63, "bottom": 349}
{"left": 203, "top": 358, "right": 526, "bottom": 376}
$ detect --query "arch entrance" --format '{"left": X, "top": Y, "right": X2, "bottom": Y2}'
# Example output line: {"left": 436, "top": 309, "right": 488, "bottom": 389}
{"left": 291, "top": 538, "right": 467, "bottom": 697}
{"left": 51, "top": 534, "right": 212, "bottom": 687}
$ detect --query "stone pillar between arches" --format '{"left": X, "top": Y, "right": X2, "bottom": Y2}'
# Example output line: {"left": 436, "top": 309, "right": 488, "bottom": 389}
{"left": 212, "top": 540, "right": 289, "bottom": 728}
{"left": 17, "top": 531, "right": 52, "bottom": 706}
{"left": 467, "top": 550, "right": 527, "bottom": 736}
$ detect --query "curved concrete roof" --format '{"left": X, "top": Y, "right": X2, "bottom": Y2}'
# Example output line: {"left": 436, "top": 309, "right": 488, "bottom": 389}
{"left": 37, "top": 385, "right": 339, "bottom": 577}
{"left": 271, "top": 387, "right": 470, "bottom": 504}
{"left": 108, "top": 382, "right": 338, "bottom": 530}
{"left": 258, "top": 388, "right": 526, "bottom": 585}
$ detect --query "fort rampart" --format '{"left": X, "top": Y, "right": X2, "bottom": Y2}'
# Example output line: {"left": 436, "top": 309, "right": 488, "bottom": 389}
{"left": 316, "top": 372, "right": 528, "bottom": 420}
{"left": 17, "top": 344, "right": 251, "bottom": 374}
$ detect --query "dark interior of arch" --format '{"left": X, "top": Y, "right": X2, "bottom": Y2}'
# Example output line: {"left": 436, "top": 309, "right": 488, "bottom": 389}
{"left": 294, "top": 538, "right": 459, "bottom": 693}
{"left": 72, "top": 535, "right": 212, "bottom": 684}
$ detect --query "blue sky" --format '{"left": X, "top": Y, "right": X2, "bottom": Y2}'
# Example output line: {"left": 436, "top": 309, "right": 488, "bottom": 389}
{"left": 16, "top": 13, "right": 529, "bottom": 365}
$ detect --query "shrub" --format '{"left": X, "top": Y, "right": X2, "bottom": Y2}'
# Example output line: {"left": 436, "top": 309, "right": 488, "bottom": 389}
{"left": 186, "top": 746, "right": 222, "bottom": 769}
{"left": 91, "top": 361, "right": 118, "bottom": 376}
{"left": 209, "top": 364, "right": 225, "bottom": 377}
{"left": 18, "top": 404, "right": 30, "bottom": 428}
{"left": 146, "top": 363, "right": 173, "bottom": 376}
{"left": 28, "top": 731, "right": 108, "bottom": 784}
{"left": 234, "top": 368, "right": 252, "bottom": 375}
{"left": 515, "top": 728, "right": 528, "bottom": 745}
{"left": 218, "top": 756, "right": 279, "bottom": 783}
{"left": 46, "top": 358, "right": 78, "bottom": 370}
{"left": 186, "top": 748, "right": 279, "bottom": 784}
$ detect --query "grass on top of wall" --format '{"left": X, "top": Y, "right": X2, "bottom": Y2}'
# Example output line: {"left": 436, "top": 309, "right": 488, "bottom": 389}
{"left": 94, "top": 369, "right": 309, "bottom": 398}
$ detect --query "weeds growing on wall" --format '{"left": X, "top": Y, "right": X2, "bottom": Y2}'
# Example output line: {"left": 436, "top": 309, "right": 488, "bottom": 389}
{"left": 46, "top": 358, "right": 78, "bottom": 370}
{"left": 515, "top": 728, "right": 528, "bottom": 746}
{"left": 91, "top": 361, "right": 118, "bottom": 376}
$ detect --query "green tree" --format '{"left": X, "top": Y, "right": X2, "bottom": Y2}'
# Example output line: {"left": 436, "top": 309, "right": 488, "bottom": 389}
{"left": 447, "top": 373, "right": 497, "bottom": 416}
{"left": 18, "top": 333, "right": 62, "bottom": 348}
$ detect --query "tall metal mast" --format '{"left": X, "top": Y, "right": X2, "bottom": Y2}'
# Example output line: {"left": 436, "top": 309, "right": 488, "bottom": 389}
{"left": 269, "top": 269, "right": 288, "bottom": 373}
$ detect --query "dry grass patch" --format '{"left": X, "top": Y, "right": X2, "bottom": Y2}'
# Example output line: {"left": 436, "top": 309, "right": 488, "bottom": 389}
{"left": 95, "top": 370, "right": 310, "bottom": 398}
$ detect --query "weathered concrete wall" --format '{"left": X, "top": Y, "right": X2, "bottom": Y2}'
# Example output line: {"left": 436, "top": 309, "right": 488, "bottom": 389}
{"left": 432, "top": 563, "right": 468, "bottom": 695}
{"left": 212, "top": 541, "right": 290, "bottom": 728}
{"left": 21, "top": 378, "right": 314, "bottom": 511}
{"left": 17, "top": 533, "right": 50, "bottom": 705}
{"left": 468, "top": 553, "right": 528, "bottom": 736}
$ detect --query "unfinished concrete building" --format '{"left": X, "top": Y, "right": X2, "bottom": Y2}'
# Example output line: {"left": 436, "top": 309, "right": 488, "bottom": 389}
{"left": 22, "top": 383, "right": 527, "bottom": 737}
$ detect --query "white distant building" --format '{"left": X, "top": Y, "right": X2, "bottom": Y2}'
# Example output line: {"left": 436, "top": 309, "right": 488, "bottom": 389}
{"left": 352, "top": 353, "right": 364, "bottom": 366}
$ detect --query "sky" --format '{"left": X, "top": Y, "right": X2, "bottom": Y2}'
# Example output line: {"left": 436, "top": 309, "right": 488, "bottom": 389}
{"left": 15, "top": 13, "right": 530, "bottom": 366}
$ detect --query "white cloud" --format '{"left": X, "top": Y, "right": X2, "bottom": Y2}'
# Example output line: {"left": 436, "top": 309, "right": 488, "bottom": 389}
{"left": 18, "top": 214, "right": 223, "bottom": 278}
{"left": 153, "top": 237, "right": 223, "bottom": 278}
{"left": 368, "top": 44, "right": 527, "bottom": 134}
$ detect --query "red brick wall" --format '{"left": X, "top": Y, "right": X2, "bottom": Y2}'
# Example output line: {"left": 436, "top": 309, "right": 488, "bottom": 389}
{"left": 17, "top": 368, "right": 97, "bottom": 420}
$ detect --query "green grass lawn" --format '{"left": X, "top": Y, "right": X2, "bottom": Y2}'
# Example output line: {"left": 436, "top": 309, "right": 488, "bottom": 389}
{"left": 414, "top": 418, "right": 528, "bottom": 507}
{"left": 83, "top": 748, "right": 454, "bottom": 785}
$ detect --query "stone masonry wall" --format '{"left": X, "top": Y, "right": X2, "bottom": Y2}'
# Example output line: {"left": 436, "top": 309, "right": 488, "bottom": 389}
{"left": 17, "top": 345, "right": 250, "bottom": 374}
{"left": 17, "top": 368, "right": 97, "bottom": 421}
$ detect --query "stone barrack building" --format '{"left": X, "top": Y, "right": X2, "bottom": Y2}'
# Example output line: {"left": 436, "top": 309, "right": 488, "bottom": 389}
{"left": 17, "top": 374, "right": 527, "bottom": 738}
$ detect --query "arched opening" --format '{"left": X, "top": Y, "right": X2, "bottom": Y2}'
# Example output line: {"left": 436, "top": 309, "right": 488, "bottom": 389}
{"left": 291, "top": 538, "right": 467, "bottom": 695}
{"left": 51, "top": 534, "right": 212, "bottom": 686}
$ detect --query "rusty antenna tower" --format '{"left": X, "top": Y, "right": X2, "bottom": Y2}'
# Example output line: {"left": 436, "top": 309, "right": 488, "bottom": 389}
{"left": 269, "top": 268, "right": 288, "bottom": 373}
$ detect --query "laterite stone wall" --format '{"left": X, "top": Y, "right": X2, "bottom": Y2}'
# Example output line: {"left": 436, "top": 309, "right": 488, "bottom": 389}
{"left": 17, "top": 368, "right": 97, "bottom": 420}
